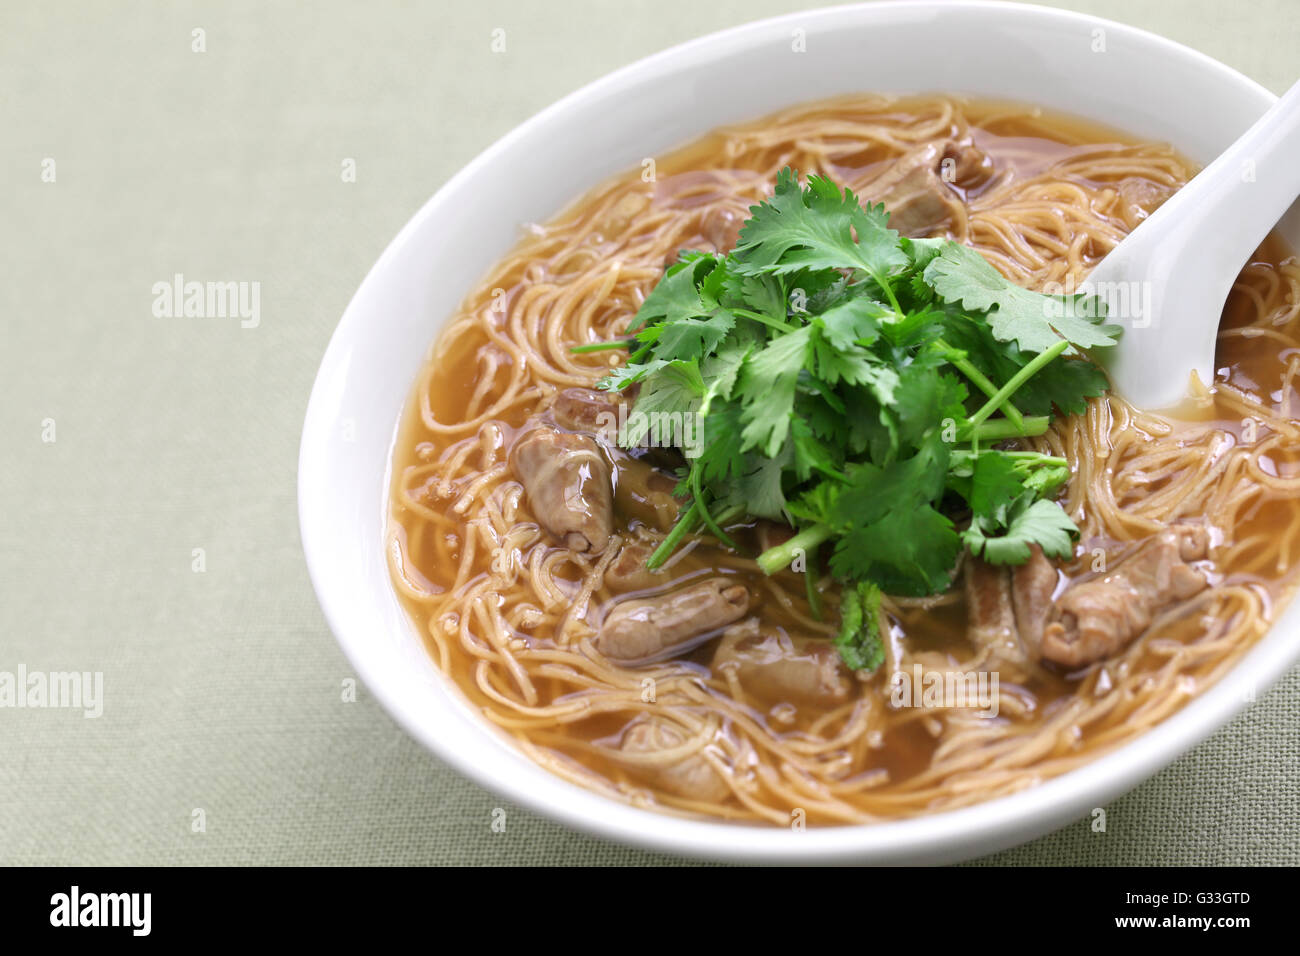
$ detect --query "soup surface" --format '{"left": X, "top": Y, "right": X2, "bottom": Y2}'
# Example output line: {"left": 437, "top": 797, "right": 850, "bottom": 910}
{"left": 388, "top": 95, "right": 1300, "bottom": 824}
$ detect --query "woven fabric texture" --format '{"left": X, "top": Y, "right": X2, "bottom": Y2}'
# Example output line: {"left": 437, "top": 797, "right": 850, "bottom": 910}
{"left": 2, "top": 0, "right": 1297, "bottom": 865}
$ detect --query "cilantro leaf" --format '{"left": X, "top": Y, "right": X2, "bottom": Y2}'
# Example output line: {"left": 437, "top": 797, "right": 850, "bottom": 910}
{"left": 628, "top": 255, "right": 717, "bottom": 334}
{"left": 964, "top": 496, "right": 1078, "bottom": 564}
{"left": 714, "top": 441, "right": 793, "bottom": 521}
{"left": 699, "top": 335, "right": 752, "bottom": 404}
{"left": 723, "top": 272, "right": 788, "bottom": 321}
{"left": 693, "top": 403, "right": 747, "bottom": 485}
{"left": 841, "top": 385, "right": 898, "bottom": 462}
{"left": 630, "top": 256, "right": 739, "bottom": 362}
{"left": 830, "top": 504, "right": 961, "bottom": 597}
{"left": 828, "top": 435, "right": 949, "bottom": 527}
{"left": 622, "top": 360, "right": 704, "bottom": 446}
{"left": 968, "top": 452, "right": 1027, "bottom": 523}
{"left": 1017, "top": 356, "right": 1111, "bottom": 417}
{"left": 732, "top": 168, "right": 908, "bottom": 282}
{"left": 901, "top": 236, "right": 947, "bottom": 272}
{"left": 738, "top": 325, "right": 812, "bottom": 456}
{"left": 937, "top": 315, "right": 1110, "bottom": 417}
{"left": 649, "top": 310, "right": 736, "bottom": 362}
{"left": 924, "top": 242, "right": 1121, "bottom": 353}
{"left": 815, "top": 296, "right": 885, "bottom": 350}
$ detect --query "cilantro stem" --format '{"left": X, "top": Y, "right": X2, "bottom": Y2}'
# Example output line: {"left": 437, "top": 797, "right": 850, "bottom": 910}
{"left": 804, "top": 542, "right": 823, "bottom": 621}
{"left": 644, "top": 502, "right": 744, "bottom": 570}
{"left": 959, "top": 415, "right": 1050, "bottom": 442}
{"left": 757, "top": 524, "right": 834, "bottom": 576}
{"left": 876, "top": 275, "right": 904, "bottom": 317}
{"left": 935, "top": 339, "right": 1025, "bottom": 430}
{"left": 689, "top": 471, "right": 740, "bottom": 552}
{"left": 712, "top": 504, "right": 745, "bottom": 527}
{"left": 999, "top": 451, "right": 1068, "bottom": 465}
{"left": 569, "top": 340, "right": 632, "bottom": 354}
{"left": 732, "top": 308, "right": 795, "bottom": 334}
{"left": 646, "top": 500, "right": 700, "bottom": 570}
{"left": 968, "top": 339, "right": 1071, "bottom": 429}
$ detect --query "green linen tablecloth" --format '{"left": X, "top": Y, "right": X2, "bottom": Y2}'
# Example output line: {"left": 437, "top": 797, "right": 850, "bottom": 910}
{"left": 2, "top": 0, "right": 1297, "bottom": 866}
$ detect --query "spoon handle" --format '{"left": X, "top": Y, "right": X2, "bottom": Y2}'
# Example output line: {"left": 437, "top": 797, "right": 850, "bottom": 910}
{"left": 1168, "top": 79, "right": 1300, "bottom": 277}
{"left": 1093, "top": 79, "right": 1300, "bottom": 409}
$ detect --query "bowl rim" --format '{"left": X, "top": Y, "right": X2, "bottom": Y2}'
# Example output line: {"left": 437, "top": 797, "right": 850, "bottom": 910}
{"left": 299, "top": 0, "right": 1295, "bottom": 863}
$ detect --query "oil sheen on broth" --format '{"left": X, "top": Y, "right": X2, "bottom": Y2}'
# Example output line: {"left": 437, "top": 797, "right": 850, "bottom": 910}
{"left": 388, "top": 95, "right": 1300, "bottom": 825}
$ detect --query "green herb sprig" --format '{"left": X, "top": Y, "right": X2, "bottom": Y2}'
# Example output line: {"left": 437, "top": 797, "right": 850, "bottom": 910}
{"left": 580, "top": 168, "right": 1118, "bottom": 670}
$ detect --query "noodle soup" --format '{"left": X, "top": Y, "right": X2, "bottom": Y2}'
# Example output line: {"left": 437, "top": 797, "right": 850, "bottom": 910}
{"left": 387, "top": 95, "right": 1300, "bottom": 824}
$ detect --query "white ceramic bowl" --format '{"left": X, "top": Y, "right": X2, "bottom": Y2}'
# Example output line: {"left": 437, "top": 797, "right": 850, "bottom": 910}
{"left": 300, "top": 0, "right": 1299, "bottom": 863}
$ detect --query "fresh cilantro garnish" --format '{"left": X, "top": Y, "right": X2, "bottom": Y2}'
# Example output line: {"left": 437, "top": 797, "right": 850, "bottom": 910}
{"left": 924, "top": 242, "right": 1121, "bottom": 354}
{"left": 577, "top": 168, "right": 1113, "bottom": 670}
{"left": 732, "top": 169, "right": 909, "bottom": 282}
{"left": 964, "top": 496, "right": 1078, "bottom": 565}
